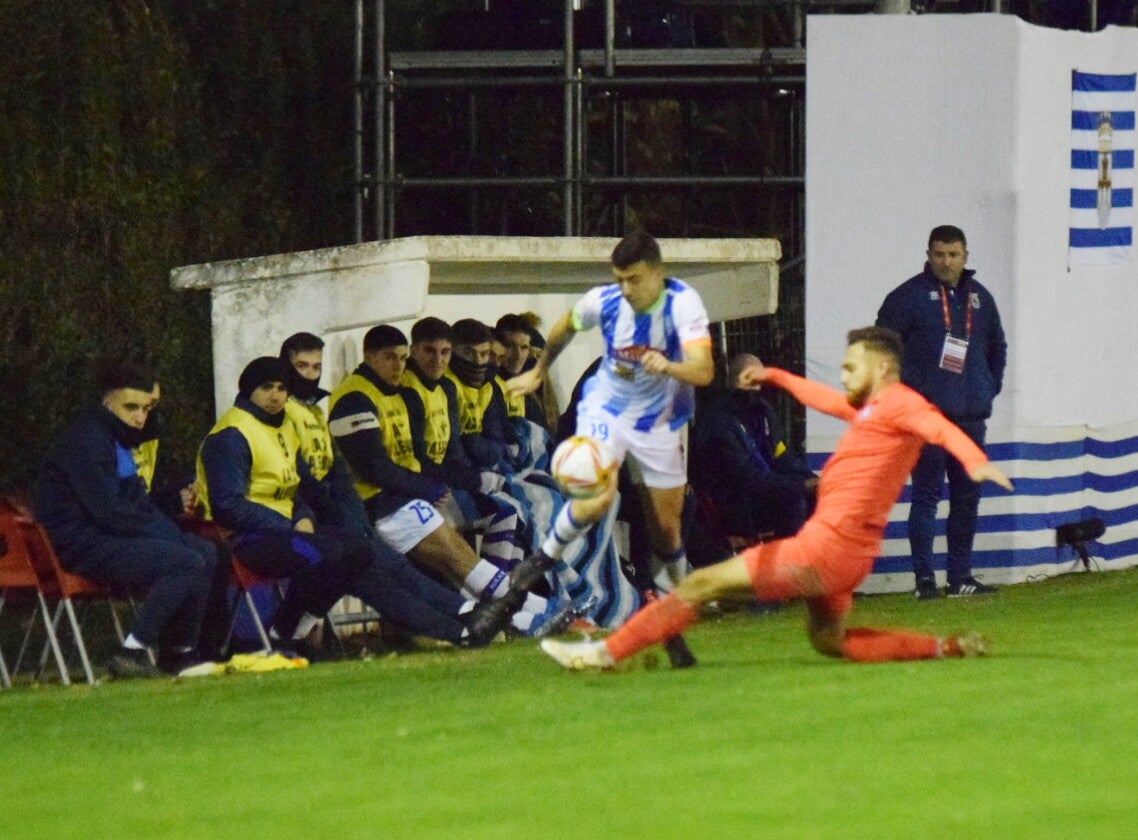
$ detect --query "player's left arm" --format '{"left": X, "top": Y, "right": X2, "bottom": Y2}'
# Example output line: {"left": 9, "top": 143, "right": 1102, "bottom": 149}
{"left": 900, "top": 400, "right": 1014, "bottom": 491}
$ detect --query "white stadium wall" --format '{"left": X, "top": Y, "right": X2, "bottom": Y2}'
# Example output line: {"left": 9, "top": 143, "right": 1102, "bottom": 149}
{"left": 806, "top": 15, "right": 1138, "bottom": 591}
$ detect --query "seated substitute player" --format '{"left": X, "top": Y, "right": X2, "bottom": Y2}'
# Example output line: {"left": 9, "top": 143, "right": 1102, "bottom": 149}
{"left": 468, "top": 230, "right": 715, "bottom": 640}
{"left": 495, "top": 312, "right": 553, "bottom": 433}
{"left": 540, "top": 326, "right": 1014, "bottom": 670}
{"left": 279, "top": 332, "right": 502, "bottom": 646}
{"left": 34, "top": 363, "right": 220, "bottom": 678}
{"left": 403, "top": 317, "right": 528, "bottom": 570}
{"left": 689, "top": 352, "right": 818, "bottom": 545}
{"left": 327, "top": 325, "right": 552, "bottom": 633}
{"left": 447, "top": 318, "right": 527, "bottom": 473}
{"left": 198, "top": 357, "right": 494, "bottom": 649}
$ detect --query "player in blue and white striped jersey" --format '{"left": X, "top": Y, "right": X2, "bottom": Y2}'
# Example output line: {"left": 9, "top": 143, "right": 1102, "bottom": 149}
{"left": 466, "top": 231, "right": 714, "bottom": 644}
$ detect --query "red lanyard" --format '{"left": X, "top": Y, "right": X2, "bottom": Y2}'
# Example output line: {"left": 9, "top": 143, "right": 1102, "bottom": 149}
{"left": 939, "top": 283, "right": 972, "bottom": 338}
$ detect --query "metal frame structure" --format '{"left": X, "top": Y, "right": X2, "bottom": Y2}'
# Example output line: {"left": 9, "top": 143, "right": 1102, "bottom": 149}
{"left": 352, "top": 0, "right": 809, "bottom": 244}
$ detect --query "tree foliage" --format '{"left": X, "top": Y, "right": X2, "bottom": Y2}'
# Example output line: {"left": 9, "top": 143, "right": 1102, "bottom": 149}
{"left": 0, "top": 0, "right": 809, "bottom": 490}
{"left": 0, "top": 0, "right": 354, "bottom": 490}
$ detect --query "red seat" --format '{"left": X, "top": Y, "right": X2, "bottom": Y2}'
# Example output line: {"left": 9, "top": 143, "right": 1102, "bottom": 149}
{"left": 178, "top": 517, "right": 280, "bottom": 654}
{"left": 0, "top": 504, "right": 88, "bottom": 687}
{"left": 17, "top": 514, "right": 144, "bottom": 686}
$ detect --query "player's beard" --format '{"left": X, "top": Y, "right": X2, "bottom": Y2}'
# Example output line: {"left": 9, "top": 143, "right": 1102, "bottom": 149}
{"left": 846, "top": 383, "right": 871, "bottom": 409}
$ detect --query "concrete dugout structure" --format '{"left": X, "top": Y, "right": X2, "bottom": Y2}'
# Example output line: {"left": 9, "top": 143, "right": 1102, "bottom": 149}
{"left": 170, "top": 235, "right": 781, "bottom": 417}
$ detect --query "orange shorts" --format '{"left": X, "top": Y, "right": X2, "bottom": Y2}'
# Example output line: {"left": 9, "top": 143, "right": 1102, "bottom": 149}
{"left": 740, "top": 520, "right": 879, "bottom": 621}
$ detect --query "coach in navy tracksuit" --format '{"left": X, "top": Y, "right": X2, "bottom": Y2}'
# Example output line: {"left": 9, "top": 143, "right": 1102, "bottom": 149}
{"left": 877, "top": 225, "right": 1007, "bottom": 600}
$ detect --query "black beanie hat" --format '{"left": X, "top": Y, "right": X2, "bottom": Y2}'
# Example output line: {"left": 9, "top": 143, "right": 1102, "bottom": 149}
{"left": 238, "top": 356, "right": 291, "bottom": 399}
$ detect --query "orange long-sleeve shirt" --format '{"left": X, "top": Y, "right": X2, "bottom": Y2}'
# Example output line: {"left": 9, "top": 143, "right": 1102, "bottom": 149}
{"left": 764, "top": 368, "right": 989, "bottom": 543}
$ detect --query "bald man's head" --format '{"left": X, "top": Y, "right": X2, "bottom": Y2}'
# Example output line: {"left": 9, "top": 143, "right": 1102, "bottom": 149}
{"left": 729, "top": 353, "right": 763, "bottom": 389}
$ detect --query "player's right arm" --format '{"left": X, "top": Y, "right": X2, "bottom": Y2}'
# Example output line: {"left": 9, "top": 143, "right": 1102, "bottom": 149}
{"left": 761, "top": 367, "right": 857, "bottom": 422}
{"left": 508, "top": 310, "right": 576, "bottom": 396}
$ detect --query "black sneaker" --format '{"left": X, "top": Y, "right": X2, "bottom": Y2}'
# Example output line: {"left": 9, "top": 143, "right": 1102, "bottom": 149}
{"left": 946, "top": 578, "right": 997, "bottom": 597}
{"left": 463, "top": 551, "right": 556, "bottom": 646}
{"left": 508, "top": 549, "right": 555, "bottom": 593}
{"left": 914, "top": 579, "right": 943, "bottom": 601}
{"left": 107, "top": 648, "right": 162, "bottom": 680}
{"left": 462, "top": 593, "right": 521, "bottom": 647}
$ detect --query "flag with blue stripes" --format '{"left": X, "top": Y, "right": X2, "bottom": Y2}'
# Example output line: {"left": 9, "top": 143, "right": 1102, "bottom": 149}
{"left": 1070, "top": 70, "right": 1136, "bottom": 268}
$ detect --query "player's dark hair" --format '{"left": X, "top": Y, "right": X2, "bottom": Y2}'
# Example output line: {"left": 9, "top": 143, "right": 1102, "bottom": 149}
{"left": 848, "top": 326, "right": 904, "bottom": 366}
{"left": 928, "top": 225, "right": 966, "bottom": 249}
{"left": 363, "top": 324, "right": 408, "bottom": 353}
{"left": 279, "top": 331, "right": 325, "bottom": 360}
{"left": 611, "top": 230, "right": 661, "bottom": 269}
{"left": 99, "top": 362, "right": 158, "bottom": 397}
{"left": 451, "top": 318, "right": 494, "bottom": 347}
{"left": 495, "top": 314, "right": 532, "bottom": 342}
{"left": 411, "top": 316, "right": 451, "bottom": 345}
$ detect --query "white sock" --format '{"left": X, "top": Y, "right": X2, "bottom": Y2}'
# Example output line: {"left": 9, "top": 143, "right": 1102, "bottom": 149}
{"left": 462, "top": 560, "right": 509, "bottom": 600}
{"left": 511, "top": 611, "right": 536, "bottom": 633}
{"left": 656, "top": 549, "right": 692, "bottom": 593}
{"left": 457, "top": 599, "right": 476, "bottom": 616}
{"left": 540, "top": 504, "right": 590, "bottom": 561}
{"left": 523, "top": 592, "right": 548, "bottom": 614}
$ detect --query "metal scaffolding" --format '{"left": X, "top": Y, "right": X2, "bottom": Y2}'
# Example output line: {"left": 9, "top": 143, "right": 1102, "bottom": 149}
{"left": 353, "top": 0, "right": 808, "bottom": 244}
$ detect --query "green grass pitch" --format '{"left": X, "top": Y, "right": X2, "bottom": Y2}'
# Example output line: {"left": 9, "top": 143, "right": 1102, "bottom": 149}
{"left": 3, "top": 567, "right": 1137, "bottom": 839}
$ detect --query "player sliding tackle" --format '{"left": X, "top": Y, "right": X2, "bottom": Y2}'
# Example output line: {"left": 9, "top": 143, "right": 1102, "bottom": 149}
{"left": 540, "top": 326, "right": 1015, "bottom": 670}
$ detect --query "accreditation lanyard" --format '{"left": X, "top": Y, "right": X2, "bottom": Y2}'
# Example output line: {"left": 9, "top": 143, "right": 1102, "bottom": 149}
{"left": 938, "top": 282, "right": 971, "bottom": 374}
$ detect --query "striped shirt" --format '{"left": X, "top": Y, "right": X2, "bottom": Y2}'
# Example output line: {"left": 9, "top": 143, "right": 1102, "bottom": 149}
{"left": 574, "top": 277, "right": 710, "bottom": 432}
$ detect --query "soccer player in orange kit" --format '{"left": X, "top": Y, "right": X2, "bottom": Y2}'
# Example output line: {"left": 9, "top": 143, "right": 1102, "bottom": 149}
{"left": 540, "top": 326, "right": 1014, "bottom": 670}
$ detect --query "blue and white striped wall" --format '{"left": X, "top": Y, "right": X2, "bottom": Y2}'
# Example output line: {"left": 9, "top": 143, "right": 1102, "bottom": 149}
{"left": 807, "top": 422, "right": 1138, "bottom": 593}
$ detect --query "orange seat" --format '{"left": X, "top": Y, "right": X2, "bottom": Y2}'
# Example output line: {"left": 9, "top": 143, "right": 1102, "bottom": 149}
{"left": 178, "top": 516, "right": 280, "bottom": 654}
{"left": 16, "top": 516, "right": 147, "bottom": 686}
{"left": 0, "top": 507, "right": 72, "bottom": 687}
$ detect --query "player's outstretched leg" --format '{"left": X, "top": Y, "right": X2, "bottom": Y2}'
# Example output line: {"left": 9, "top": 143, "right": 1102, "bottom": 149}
{"left": 810, "top": 599, "right": 989, "bottom": 662}
{"left": 839, "top": 627, "right": 989, "bottom": 661}
{"left": 539, "top": 554, "right": 755, "bottom": 671}
{"left": 540, "top": 590, "right": 699, "bottom": 671}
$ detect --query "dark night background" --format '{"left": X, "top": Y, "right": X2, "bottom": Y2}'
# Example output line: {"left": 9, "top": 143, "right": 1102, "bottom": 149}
{"left": 1, "top": 0, "right": 1111, "bottom": 491}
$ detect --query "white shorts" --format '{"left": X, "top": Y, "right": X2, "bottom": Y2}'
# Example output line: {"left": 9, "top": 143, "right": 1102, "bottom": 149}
{"left": 575, "top": 400, "right": 687, "bottom": 489}
{"left": 374, "top": 498, "right": 445, "bottom": 554}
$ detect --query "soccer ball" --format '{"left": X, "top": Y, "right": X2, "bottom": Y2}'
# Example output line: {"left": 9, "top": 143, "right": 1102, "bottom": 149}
{"left": 550, "top": 436, "right": 618, "bottom": 499}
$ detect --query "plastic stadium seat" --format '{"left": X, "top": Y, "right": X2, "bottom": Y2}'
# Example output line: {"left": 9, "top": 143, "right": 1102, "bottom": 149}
{"left": 177, "top": 516, "right": 283, "bottom": 655}
{"left": 0, "top": 503, "right": 77, "bottom": 687}
{"left": 0, "top": 509, "right": 59, "bottom": 688}
{"left": 16, "top": 514, "right": 147, "bottom": 686}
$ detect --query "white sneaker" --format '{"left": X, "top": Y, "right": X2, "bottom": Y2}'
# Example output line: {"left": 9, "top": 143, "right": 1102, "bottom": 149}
{"left": 540, "top": 638, "right": 614, "bottom": 671}
{"left": 956, "top": 631, "right": 989, "bottom": 657}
